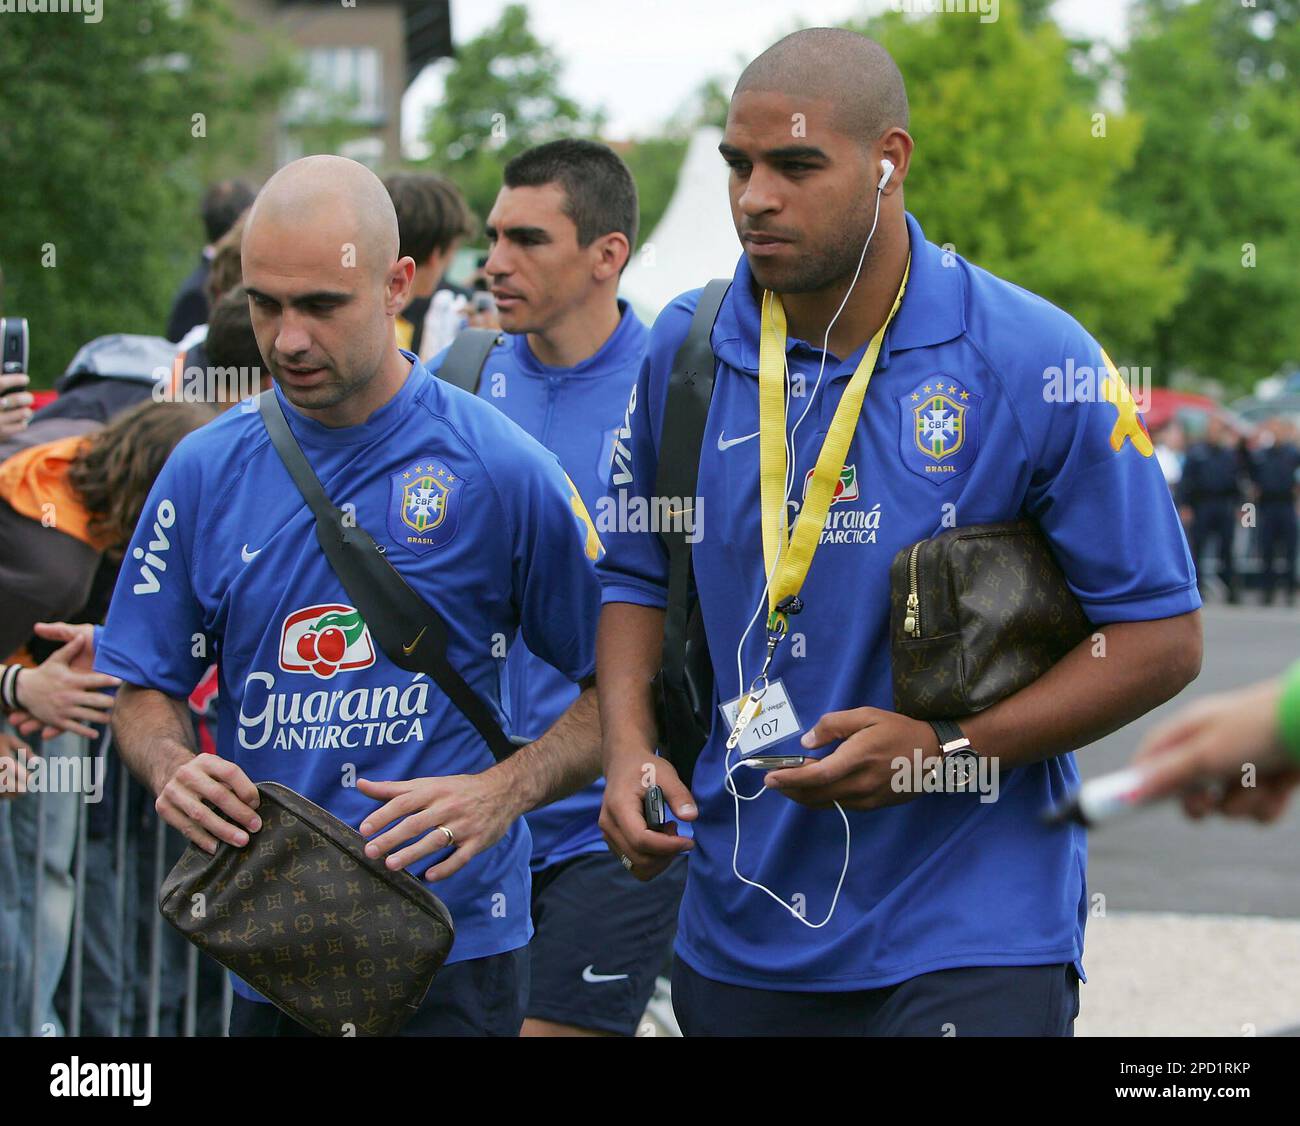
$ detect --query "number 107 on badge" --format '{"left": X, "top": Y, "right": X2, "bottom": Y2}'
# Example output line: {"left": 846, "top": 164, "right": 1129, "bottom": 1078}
{"left": 719, "top": 679, "right": 803, "bottom": 757}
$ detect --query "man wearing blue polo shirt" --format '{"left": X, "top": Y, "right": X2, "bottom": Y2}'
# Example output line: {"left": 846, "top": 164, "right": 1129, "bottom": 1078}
{"left": 430, "top": 140, "right": 687, "bottom": 1037}
{"left": 97, "top": 155, "right": 606, "bottom": 1037}
{"left": 596, "top": 29, "right": 1203, "bottom": 1036}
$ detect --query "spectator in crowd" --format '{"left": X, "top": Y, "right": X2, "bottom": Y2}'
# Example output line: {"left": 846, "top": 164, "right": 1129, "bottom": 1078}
{"left": 203, "top": 285, "right": 270, "bottom": 397}
{"left": 166, "top": 180, "right": 257, "bottom": 344}
{"left": 172, "top": 210, "right": 250, "bottom": 373}
{"left": 383, "top": 172, "right": 478, "bottom": 360}
{"left": 1249, "top": 418, "right": 1300, "bottom": 606}
{"left": 0, "top": 399, "right": 217, "bottom": 1035}
{"left": 1130, "top": 660, "right": 1300, "bottom": 824}
{"left": 166, "top": 281, "right": 267, "bottom": 414}
{"left": 1179, "top": 415, "right": 1247, "bottom": 603}
{"left": 0, "top": 263, "right": 35, "bottom": 440}
{"left": 32, "top": 334, "right": 175, "bottom": 428}
{"left": 1153, "top": 419, "right": 1185, "bottom": 494}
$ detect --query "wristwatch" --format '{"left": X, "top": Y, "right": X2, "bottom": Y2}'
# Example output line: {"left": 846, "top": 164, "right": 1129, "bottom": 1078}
{"left": 927, "top": 719, "right": 979, "bottom": 788}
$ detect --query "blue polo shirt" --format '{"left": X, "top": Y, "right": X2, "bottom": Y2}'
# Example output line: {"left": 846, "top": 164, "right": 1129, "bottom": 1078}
{"left": 96, "top": 354, "right": 603, "bottom": 999}
{"left": 596, "top": 212, "right": 1200, "bottom": 992}
{"left": 429, "top": 301, "right": 648, "bottom": 871}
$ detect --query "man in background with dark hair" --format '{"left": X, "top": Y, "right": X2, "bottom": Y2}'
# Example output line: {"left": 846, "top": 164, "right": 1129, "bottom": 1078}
{"left": 383, "top": 173, "right": 478, "bottom": 358}
{"left": 165, "top": 179, "right": 258, "bottom": 343}
{"left": 203, "top": 286, "right": 268, "bottom": 398}
{"left": 428, "top": 138, "right": 686, "bottom": 1038}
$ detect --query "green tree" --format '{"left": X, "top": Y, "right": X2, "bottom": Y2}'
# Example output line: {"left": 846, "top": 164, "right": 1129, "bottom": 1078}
{"left": 620, "top": 136, "right": 690, "bottom": 249}
{"left": 0, "top": 0, "right": 295, "bottom": 387}
{"left": 1118, "top": 0, "right": 1300, "bottom": 391}
{"left": 420, "top": 3, "right": 603, "bottom": 223}
{"left": 850, "top": 2, "right": 1187, "bottom": 374}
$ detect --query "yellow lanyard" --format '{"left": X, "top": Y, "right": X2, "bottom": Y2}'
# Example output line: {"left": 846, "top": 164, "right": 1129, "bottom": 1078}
{"left": 757, "top": 257, "right": 910, "bottom": 636}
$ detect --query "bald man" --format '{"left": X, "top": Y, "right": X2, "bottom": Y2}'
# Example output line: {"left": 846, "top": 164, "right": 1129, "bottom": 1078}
{"left": 96, "top": 156, "right": 607, "bottom": 1037}
{"left": 595, "top": 29, "right": 1202, "bottom": 1035}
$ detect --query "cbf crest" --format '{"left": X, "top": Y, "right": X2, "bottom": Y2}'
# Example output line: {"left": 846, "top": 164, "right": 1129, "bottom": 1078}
{"left": 388, "top": 457, "right": 463, "bottom": 555}
{"left": 897, "top": 377, "right": 982, "bottom": 485}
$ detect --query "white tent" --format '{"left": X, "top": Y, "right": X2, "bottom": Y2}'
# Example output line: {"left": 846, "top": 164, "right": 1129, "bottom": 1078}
{"left": 619, "top": 126, "right": 741, "bottom": 324}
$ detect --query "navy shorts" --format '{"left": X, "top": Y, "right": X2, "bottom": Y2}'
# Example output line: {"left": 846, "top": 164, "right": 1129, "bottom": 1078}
{"left": 671, "top": 958, "right": 1080, "bottom": 1037}
{"left": 228, "top": 946, "right": 529, "bottom": 1037}
{"left": 527, "top": 850, "right": 686, "bottom": 1035}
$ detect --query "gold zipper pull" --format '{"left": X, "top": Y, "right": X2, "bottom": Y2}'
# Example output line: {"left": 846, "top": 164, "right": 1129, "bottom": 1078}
{"left": 904, "top": 592, "right": 919, "bottom": 637}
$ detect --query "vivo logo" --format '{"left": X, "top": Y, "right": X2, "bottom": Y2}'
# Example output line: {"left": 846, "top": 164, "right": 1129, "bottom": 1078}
{"left": 610, "top": 384, "right": 637, "bottom": 488}
{"left": 131, "top": 498, "right": 176, "bottom": 595}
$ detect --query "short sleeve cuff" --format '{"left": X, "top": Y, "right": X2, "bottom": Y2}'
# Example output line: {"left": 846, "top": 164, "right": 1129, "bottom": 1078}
{"left": 94, "top": 646, "right": 201, "bottom": 702}
{"left": 598, "top": 580, "right": 668, "bottom": 611}
{"left": 1076, "top": 581, "right": 1202, "bottom": 625}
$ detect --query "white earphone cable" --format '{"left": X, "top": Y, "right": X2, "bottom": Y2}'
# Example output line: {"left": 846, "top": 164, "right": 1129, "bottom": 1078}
{"left": 725, "top": 172, "right": 889, "bottom": 929}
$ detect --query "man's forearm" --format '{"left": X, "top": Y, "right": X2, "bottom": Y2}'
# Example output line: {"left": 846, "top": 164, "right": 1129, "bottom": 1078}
{"left": 112, "top": 683, "right": 198, "bottom": 796}
{"left": 962, "top": 610, "right": 1203, "bottom": 768}
{"left": 489, "top": 684, "right": 602, "bottom": 815}
{"left": 595, "top": 602, "right": 665, "bottom": 769}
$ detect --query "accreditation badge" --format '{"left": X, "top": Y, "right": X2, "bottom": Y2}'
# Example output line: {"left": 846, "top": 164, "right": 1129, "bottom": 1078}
{"left": 719, "top": 679, "right": 803, "bottom": 756}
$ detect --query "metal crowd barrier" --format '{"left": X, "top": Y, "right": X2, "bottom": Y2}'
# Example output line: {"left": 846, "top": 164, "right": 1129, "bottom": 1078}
{"left": 12, "top": 732, "right": 231, "bottom": 1037}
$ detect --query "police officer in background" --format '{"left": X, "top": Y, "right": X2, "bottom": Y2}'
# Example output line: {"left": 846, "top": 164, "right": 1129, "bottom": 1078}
{"left": 1250, "top": 418, "right": 1300, "bottom": 606}
{"left": 1179, "top": 415, "right": 1247, "bottom": 603}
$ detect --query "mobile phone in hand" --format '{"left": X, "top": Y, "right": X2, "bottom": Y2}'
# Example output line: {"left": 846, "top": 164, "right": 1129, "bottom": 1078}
{"left": 741, "top": 755, "right": 808, "bottom": 770}
{"left": 643, "top": 784, "right": 668, "bottom": 830}
{"left": 1, "top": 318, "right": 29, "bottom": 375}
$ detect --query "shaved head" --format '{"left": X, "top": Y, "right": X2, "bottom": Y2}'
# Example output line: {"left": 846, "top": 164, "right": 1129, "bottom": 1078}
{"left": 721, "top": 28, "right": 915, "bottom": 298}
{"left": 245, "top": 155, "right": 400, "bottom": 279}
{"left": 733, "top": 28, "right": 909, "bottom": 147}
{"left": 241, "top": 155, "right": 415, "bottom": 426}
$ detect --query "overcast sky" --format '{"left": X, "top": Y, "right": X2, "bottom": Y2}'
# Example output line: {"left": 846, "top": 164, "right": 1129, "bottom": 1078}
{"left": 402, "top": 0, "right": 1133, "bottom": 155}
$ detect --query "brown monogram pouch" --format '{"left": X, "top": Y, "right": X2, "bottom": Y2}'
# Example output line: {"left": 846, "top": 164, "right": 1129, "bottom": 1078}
{"left": 889, "top": 521, "right": 1093, "bottom": 720}
{"left": 159, "top": 781, "right": 455, "bottom": 1037}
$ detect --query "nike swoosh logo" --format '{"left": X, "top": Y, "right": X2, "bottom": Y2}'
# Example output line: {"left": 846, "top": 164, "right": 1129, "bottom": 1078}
{"left": 402, "top": 627, "right": 427, "bottom": 656}
{"left": 582, "top": 965, "right": 630, "bottom": 984}
{"left": 717, "top": 430, "right": 758, "bottom": 451}
{"left": 241, "top": 545, "right": 261, "bottom": 563}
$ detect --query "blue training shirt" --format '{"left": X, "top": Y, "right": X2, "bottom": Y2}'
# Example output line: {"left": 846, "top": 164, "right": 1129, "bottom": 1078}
{"left": 429, "top": 301, "right": 648, "bottom": 871}
{"left": 96, "top": 354, "right": 604, "bottom": 999}
{"left": 596, "top": 212, "right": 1201, "bottom": 992}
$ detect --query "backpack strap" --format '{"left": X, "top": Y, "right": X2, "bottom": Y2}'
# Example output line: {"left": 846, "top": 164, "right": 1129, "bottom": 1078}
{"left": 653, "top": 280, "right": 731, "bottom": 780}
{"left": 436, "top": 328, "right": 504, "bottom": 395}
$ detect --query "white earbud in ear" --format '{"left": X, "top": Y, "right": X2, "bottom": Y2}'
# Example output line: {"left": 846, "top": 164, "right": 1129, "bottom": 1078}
{"left": 878, "top": 159, "right": 895, "bottom": 192}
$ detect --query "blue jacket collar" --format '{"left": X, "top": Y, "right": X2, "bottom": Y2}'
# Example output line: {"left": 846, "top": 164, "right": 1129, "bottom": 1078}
{"left": 713, "top": 211, "right": 965, "bottom": 377}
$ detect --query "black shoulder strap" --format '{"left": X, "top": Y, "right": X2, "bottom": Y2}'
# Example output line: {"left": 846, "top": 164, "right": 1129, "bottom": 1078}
{"left": 258, "top": 390, "right": 516, "bottom": 762}
{"left": 653, "top": 279, "right": 731, "bottom": 745}
{"left": 436, "top": 328, "right": 503, "bottom": 395}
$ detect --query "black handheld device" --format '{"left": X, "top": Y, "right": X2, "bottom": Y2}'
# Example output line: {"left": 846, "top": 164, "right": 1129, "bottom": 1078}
{"left": 1, "top": 318, "right": 29, "bottom": 374}
{"left": 643, "top": 784, "right": 668, "bottom": 830}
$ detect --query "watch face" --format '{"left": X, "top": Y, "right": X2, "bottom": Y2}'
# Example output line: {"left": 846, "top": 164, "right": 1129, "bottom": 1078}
{"left": 945, "top": 749, "right": 979, "bottom": 789}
